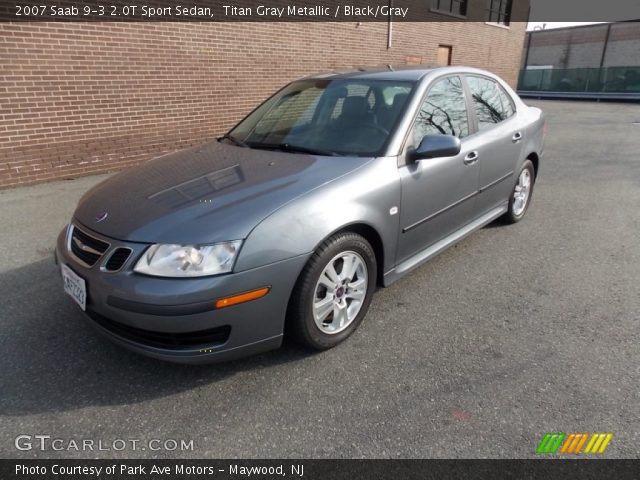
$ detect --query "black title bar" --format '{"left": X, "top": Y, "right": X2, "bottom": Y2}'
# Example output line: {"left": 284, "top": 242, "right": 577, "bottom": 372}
{"left": 2, "top": 0, "right": 640, "bottom": 22}
{"left": 2, "top": 459, "right": 640, "bottom": 480}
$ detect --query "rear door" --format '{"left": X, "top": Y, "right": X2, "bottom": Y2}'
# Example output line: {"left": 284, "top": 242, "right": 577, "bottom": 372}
{"left": 463, "top": 75, "right": 524, "bottom": 214}
{"left": 396, "top": 75, "right": 480, "bottom": 264}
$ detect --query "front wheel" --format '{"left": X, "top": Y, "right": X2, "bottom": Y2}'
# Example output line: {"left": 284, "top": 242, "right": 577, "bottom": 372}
{"left": 287, "top": 232, "right": 376, "bottom": 350}
{"left": 501, "top": 160, "right": 536, "bottom": 224}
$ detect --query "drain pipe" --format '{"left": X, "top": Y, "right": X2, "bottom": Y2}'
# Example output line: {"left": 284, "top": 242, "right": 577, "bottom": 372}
{"left": 387, "top": 0, "right": 393, "bottom": 49}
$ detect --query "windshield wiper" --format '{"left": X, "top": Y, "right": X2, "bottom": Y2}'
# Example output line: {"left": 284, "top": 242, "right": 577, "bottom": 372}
{"left": 248, "top": 142, "right": 339, "bottom": 156}
{"left": 219, "top": 134, "right": 250, "bottom": 148}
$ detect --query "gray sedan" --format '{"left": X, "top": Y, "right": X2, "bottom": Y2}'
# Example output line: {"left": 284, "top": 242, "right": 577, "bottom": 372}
{"left": 55, "top": 66, "right": 545, "bottom": 363}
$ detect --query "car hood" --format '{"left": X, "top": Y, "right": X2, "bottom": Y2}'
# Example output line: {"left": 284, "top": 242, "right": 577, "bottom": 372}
{"left": 74, "top": 141, "right": 372, "bottom": 244}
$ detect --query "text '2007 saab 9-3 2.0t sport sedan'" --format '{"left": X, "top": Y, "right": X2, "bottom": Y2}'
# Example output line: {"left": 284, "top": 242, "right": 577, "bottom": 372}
{"left": 56, "top": 66, "right": 545, "bottom": 364}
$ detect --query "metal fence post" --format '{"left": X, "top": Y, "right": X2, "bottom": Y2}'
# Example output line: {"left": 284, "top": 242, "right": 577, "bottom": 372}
{"left": 599, "top": 23, "right": 612, "bottom": 68}
{"left": 523, "top": 31, "right": 532, "bottom": 70}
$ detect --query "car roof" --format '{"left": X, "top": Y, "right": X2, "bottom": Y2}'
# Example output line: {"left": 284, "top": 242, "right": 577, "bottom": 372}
{"left": 300, "top": 66, "right": 451, "bottom": 82}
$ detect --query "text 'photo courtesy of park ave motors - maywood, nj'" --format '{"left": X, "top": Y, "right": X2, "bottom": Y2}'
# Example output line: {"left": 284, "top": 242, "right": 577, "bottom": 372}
{"left": 15, "top": 463, "right": 304, "bottom": 477}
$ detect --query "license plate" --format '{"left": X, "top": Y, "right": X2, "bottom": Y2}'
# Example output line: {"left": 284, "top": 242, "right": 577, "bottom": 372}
{"left": 61, "top": 264, "right": 86, "bottom": 311}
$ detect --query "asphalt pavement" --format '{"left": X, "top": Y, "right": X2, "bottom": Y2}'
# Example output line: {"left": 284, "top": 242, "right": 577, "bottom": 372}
{"left": 0, "top": 100, "right": 639, "bottom": 459}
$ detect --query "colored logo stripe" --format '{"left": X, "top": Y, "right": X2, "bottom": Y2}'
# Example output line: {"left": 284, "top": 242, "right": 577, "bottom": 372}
{"left": 559, "top": 433, "right": 589, "bottom": 454}
{"left": 536, "top": 433, "right": 565, "bottom": 454}
{"left": 584, "top": 433, "right": 613, "bottom": 454}
{"left": 537, "top": 433, "right": 613, "bottom": 454}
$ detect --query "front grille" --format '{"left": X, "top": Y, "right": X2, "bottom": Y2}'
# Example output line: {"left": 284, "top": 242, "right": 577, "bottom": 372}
{"left": 86, "top": 309, "right": 231, "bottom": 350}
{"left": 69, "top": 225, "right": 110, "bottom": 267}
{"left": 103, "top": 247, "right": 132, "bottom": 271}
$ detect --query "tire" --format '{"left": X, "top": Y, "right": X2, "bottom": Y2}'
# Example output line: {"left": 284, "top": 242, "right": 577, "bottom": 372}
{"left": 287, "top": 232, "right": 377, "bottom": 350}
{"left": 501, "top": 159, "right": 536, "bottom": 224}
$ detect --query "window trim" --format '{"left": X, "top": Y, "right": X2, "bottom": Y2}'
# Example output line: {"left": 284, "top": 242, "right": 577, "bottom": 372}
{"left": 399, "top": 73, "right": 472, "bottom": 166}
{"left": 461, "top": 75, "right": 479, "bottom": 136}
{"left": 484, "top": 21, "right": 510, "bottom": 30}
{"left": 462, "top": 74, "right": 518, "bottom": 136}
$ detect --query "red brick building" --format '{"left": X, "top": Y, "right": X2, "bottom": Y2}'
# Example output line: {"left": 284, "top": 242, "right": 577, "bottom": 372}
{"left": 1, "top": 20, "right": 528, "bottom": 188}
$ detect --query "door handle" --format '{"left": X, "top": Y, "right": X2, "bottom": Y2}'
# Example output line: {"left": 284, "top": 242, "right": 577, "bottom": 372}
{"left": 512, "top": 132, "right": 523, "bottom": 142}
{"left": 463, "top": 151, "right": 479, "bottom": 165}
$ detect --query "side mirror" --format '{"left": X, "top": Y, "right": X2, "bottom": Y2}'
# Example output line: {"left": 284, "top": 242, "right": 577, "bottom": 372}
{"left": 409, "top": 134, "right": 462, "bottom": 162}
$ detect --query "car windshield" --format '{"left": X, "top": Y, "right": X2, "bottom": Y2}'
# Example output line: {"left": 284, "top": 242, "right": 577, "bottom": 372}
{"left": 227, "top": 78, "right": 415, "bottom": 156}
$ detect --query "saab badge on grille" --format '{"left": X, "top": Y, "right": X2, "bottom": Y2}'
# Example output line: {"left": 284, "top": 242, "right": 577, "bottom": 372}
{"left": 95, "top": 212, "right": 108, "bottom": 223}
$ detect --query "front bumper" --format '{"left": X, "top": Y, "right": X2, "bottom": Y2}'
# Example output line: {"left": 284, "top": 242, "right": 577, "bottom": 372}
{"left": 56, "top": 223, "right": 310, "bottom": 364}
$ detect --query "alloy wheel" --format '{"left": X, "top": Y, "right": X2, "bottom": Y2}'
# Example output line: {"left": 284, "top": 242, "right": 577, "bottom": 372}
{"left": 312, "top": 251, "right": 368, "bottom": 334}
{"left": 513, "top": 168, "right": 532, "bottom": 216}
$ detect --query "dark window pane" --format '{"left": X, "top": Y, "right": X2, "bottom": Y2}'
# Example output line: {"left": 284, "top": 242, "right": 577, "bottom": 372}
{"left": 455, "top": 0, "right": 468, "bottom": 15}
{"left": 433, "top": 0, "right": 467, "bottom": 15}
{"left": 412, "top": 76, "right": 469, "bottom": 145}
{"left": 467, "top": 76, "right": 509, "bottom": 130}
{"left": 486, "top": 0, "right": 512, "bottom": 25}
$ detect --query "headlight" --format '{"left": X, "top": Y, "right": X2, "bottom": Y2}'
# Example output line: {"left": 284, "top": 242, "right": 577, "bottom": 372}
{"left": 134, "top": 241, "right": 242, "bottom": 277}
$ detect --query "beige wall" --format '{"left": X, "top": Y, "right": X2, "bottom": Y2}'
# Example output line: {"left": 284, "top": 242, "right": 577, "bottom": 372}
{"left": 522, "top": 22, "right": 640, "bottom": 69}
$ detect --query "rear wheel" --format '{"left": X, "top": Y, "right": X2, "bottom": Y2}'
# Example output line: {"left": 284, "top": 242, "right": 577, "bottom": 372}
{"left": 502, "top": 160, "right": 535, "bottom": 224}
{"left": 288, "top": 232, "right": 376, "bottom": 350}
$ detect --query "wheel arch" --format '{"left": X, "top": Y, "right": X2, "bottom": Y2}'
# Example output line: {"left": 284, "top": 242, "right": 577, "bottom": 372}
{"left": 526, "top": 151, "right": 539, "bottom": 178}
{"left": 283, "top": 221, "right": 385, "bottom": 340}
{"left": 286, "top": 220, "right": 386, "bottom": 306}
{"left": 326, "top": 222, "right": 385, "bottom": 287}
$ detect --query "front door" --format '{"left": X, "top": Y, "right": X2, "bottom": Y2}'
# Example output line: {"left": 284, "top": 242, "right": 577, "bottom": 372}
{"left": 397, "top": 75, "right": 480, "bottom": 264}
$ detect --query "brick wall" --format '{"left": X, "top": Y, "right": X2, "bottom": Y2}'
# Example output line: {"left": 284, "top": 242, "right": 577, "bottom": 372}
{"left": 1, "top": 21, "right": 527, "bottom": 188}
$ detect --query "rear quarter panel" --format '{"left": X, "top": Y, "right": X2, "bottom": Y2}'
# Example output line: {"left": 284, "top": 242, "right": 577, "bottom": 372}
{"left": 520, "top": 103, "right": 545, "bottom": 166}
{"left": 503, "top": 81, "right": 545, "bottom": 173}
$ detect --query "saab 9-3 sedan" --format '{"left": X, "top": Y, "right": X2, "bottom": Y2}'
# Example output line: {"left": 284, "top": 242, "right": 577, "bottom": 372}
{"left": 56, "top": 66, "right": 545, "bottom": 363}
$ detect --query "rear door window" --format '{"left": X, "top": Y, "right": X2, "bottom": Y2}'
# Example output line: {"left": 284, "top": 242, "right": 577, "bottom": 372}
{"left": 466, "top": 76, "right": 514, "bottom": 131}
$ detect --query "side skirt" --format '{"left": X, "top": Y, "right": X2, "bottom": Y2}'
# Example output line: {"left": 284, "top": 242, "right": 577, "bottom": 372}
{"left": 382, "top": 204, "right": 508, "bottom": 286}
